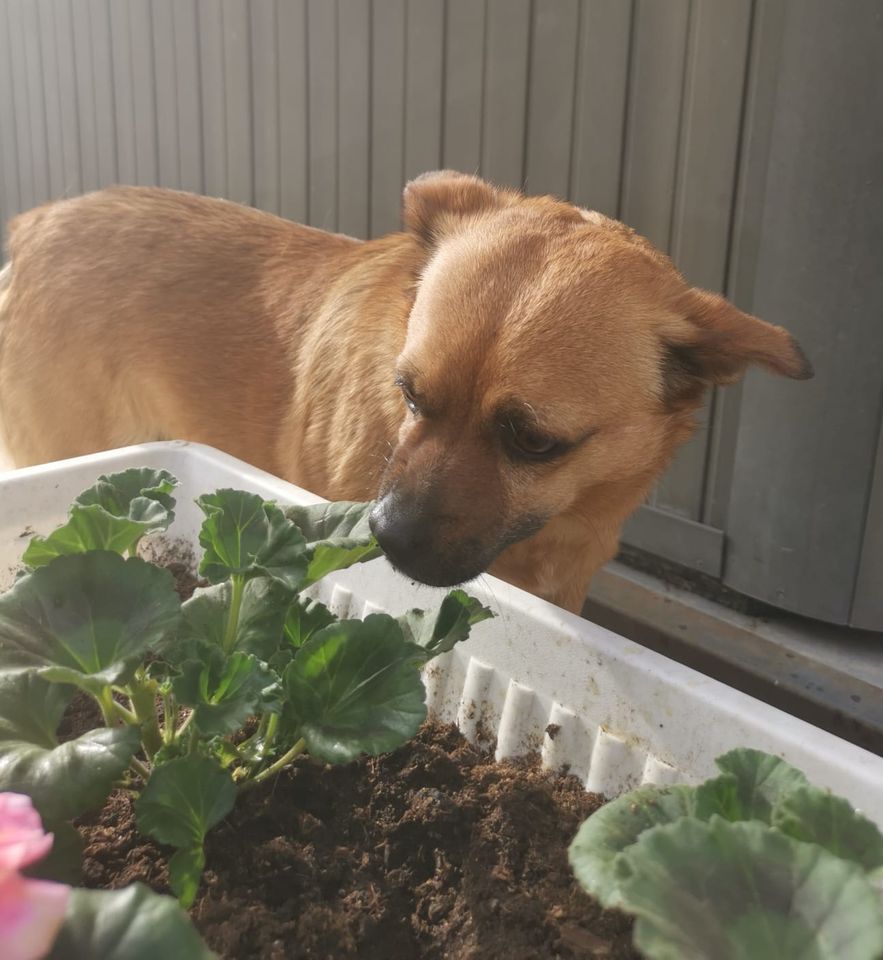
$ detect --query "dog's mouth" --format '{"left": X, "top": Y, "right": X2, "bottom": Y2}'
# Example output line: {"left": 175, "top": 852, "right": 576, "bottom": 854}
{"left": 379, "top": 540, "right": 493, "bottom": 588}
{"left": 368, "top": 498, "right": 547, "bottom": 588}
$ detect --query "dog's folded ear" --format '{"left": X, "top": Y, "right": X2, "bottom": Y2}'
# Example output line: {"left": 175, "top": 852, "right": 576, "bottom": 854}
{"left": 402, "top": 171, "right": 513, "bottom": 245}
{"left": 662, "top": 288, "right": 813, "bottom": 406}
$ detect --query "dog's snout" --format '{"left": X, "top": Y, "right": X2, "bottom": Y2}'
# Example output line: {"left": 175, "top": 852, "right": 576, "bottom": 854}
{"left": 371, "top": 482, "right": 537, "bottom": 588}
{"left": 369, "top": 493, "right": 431, "bottom": 573}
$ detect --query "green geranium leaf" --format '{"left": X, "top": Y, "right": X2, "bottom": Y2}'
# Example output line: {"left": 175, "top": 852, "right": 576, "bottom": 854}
{"left": 0, "top": 553, "right": 181, "bottom": 694}
{"left": 168, "top": 846, "right": 206, "bottom": 910}
{"left": 136, "top": 755, "right": 235, "bottom": 907}
{"left": 172, "top": 647, "right": 280, "bottom": 736}
{"left": 304, "top": 539, "right": 381, "bottom": 585}
{"left": 283, "top": 595, "right": 337, "bottom": 649}
{"left": 283, "top": 614, "right": 427, "bottom": 764}
{"left": 284, "top": 500, "right": 374, "bottom": 543}
{"left": 48, "top": 884, "right": 215, "bottom": 959}
{"left": 0, "top": 669, "right": 72, "bottom": 746}
{"left": 23, "top": 820, "right": 83, "bottom": 884}
{"left": 177, "top": 577, "right": 292, "bottom": 661}
{"left": 23, "top": 505, "right": 164, "bottom": 567}
{"left": 270, "top": 595, "right": 337, "bottom": 680}
{"left": 24, "top": 468, "right": 177, "bottom": 567}
{"left": 568, "top": 783, "right": 695, "bottom": 908}
{"left": 772, "top": 785, "right": 883, "bottom": 872}
{"left": 615, "top": 817, "right": 883, "bottom": 960}
{"left": 284, "top": 501, "right": 382, "bottom": 586}
{"left": 197, "top": 490, "right": 308, "bottom": 588}
{"left": 398, "top": 589, "right": 495, "bottom": 660}
{"left": 211, "top": 737, "right": 242, "bottom": 769}
{"left": 0, "top": 672, "right": 140, "bottom": 822}
{"left": 75, "top": 467, "right": 177, "bottom": 515}
{"left": 694, "top": 749, "right": 810, "bottom": 823}
{"left": 136, "top": 755, "right": 236, "bottom": 848}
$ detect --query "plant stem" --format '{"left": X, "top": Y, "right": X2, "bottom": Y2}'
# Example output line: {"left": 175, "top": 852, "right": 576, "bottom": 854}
{"left": 241, "top": 738, "right": 306, "bottom": 791}
{"left": 222, "top": 575, "right": 245, "bottom": 655}
{"left": 96, "top": 687, "right": 117, "bottom": 727}
{"left": 260, "top": 713, "right": 280, "bottom": 761}
{"left": 162, "top": 690, "right": 176, "bottom": 743}
{"left": 110, "top": 699, "right": 138, "bottom": 726}
{"left": 173, "top": 709, "right": 193, "bottom": 740}
{"left": 129, "top": 756, "right": 151, "bottom": 783}
{"left": 127, "top": 673, "right": 163, "bottom": 759}
{"left": 237, "top": 712, "right": 270, "bottom": 756}
{"left": 240, "top": 713, "right": 282, "bottom": 779}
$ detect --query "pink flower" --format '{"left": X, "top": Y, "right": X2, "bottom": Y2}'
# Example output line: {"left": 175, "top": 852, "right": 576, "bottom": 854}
{"left": 0, "top": 873, "right": 71, "bottom": 960}
{"left": 0, "top": 793, "right": 70, "bottom": 960}
{"left": 0, "top": 793, "right": 54, "bottom": 873}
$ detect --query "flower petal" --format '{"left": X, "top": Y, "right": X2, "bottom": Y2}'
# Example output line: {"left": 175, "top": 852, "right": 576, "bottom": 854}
{"left": 0, "top": 873, "right": 70, "bottom": 960}
{"left": 0, "top": 794, "right": 54, "bottom": 873}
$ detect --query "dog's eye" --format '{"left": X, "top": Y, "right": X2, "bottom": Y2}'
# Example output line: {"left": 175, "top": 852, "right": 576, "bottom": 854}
{"left": 505, "top": 426, "right": 567, "bottom": 462}
{"left": 396, "top": 378, "right": 420, "bottom": 415}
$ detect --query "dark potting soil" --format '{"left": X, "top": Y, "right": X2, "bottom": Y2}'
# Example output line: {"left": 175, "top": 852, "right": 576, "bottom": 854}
{"left": 76, "top": 723, "right": 638, "bottom": 960}
{"left": 56, "top": 691, "right": 104, "bottom": 742}
{"left": 144, "top": 538, "right": 209, "bottom": 601}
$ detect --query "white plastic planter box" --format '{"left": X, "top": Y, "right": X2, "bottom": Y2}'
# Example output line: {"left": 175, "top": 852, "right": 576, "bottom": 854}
{"left": 2, "top": 441, "right": 882, "bottom": 825}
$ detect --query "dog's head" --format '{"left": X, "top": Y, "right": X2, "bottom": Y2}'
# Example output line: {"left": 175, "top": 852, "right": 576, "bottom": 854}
{"left": 369, "top": 171, "right": 812, "bottom": 587}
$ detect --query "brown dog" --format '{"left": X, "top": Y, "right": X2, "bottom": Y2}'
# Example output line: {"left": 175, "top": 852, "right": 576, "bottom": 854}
{"left": 0, "top": 171, "right": 811, "bottom": 612}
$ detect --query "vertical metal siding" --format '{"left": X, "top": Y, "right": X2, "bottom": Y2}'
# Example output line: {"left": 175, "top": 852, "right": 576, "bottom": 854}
{"left": 0, "top": 1, "right": 747, "bottom": 276}
{"left": 277, "top": 0, "right": 308, "bottom": 223}
{"left": 482, "top": 0, "right": 530, "bottom": 188}
{"left": 442, "top": 0, "right": 484, "bottom": 175}
{"left": 722, "top": 0, "right": 883, "bottom": 625}
{"left": 306, "top": 0, "right": 337, "bottom": 229}
{"left": 853, "top": 420, "right": 883, "bottom": 632}
{"left": 523, "top": 0, "right": 579, "bottom": 200}
{"left": 650, "top": 0, "right": 752, "bottom": 522}
{"left": 369, "top": 0, "right": 405, "bottom": 236}
{"left": 403, "top": 0, "right": 443, "bottom": 182}
{"left": 568, "top": 0, "right": 631, "bottom": 218}
{"left": 337, "top": 0, "right": 370, "bottom": 237}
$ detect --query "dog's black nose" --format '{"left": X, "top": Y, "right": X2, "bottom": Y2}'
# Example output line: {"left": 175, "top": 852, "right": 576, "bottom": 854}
{"left": 369, "top": 491, "right": 487, "bottom": 587}
{"left": 369, "top": 493, "right": 430, "bottom": 573}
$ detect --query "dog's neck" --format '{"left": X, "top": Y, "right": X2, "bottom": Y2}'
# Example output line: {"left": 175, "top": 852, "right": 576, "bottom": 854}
{"left": 490, "top": 470, "right": 660, "bottom": 613}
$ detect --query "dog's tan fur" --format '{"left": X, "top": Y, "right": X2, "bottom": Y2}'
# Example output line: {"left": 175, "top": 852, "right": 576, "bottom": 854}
{"left": 0, "top": 172, "right": 811, "bottom": 611}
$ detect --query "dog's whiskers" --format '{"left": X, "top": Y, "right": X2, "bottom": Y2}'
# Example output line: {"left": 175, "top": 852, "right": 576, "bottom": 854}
{"left": 474, "top": 573, "right": 502, "bottom": 618}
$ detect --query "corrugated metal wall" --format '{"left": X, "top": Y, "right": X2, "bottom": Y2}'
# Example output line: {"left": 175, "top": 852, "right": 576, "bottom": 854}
{"left": 720, "top": 0, "right": 883, "bottom": 628}
{"left": 1, "top": 0, "right": 880, "bottom": 627}
{"left": 0, "top": 1, "right": 748, "bottom": 282}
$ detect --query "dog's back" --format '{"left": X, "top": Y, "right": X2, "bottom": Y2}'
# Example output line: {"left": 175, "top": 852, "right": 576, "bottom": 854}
{"left": 0, "top": 187, "right": 361, "bottom": 472}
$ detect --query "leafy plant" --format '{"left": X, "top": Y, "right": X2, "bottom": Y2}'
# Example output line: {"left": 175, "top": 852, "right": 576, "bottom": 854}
{"left": 569, "top": 748, "right": 883, "bottom": 960}
{"left": 48, "top": 884, "right": 216, "bottom": 960}
{"left": 23, "top": 468, "right": 177, "bottom": 567}
{"left": 0, "top": 468, "right": 493, "bottom": 920}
